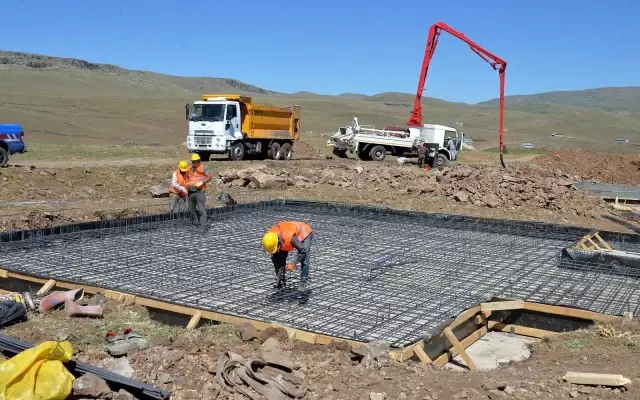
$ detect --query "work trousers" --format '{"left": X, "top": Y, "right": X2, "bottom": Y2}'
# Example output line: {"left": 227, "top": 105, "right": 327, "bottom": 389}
{"left": 169, "top": 194, "right": 187, "bottom": 213}
{"left": 272, "top": 233, "right": 313, "bottom": 283}
{"left": 188, "top": 190, "right": 207, "bottom": 226}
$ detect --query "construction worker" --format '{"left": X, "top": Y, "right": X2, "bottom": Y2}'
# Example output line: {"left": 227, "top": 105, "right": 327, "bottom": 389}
{"left": 262, "top": 221, "right": 313, "bottom": 292}
{"left": 417, "top": 143, "right": 428, "bottom": 168}
{"left": 169, "top": 161, "right": 189, "bottom": 213}
{"left": 187, "top": 153, "right": 213, "bottom": 227}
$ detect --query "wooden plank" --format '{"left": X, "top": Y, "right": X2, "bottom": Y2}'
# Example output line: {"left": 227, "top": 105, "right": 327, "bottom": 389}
{"left": 413, "top": 345, "right": 432, "bottom": 364}
{"left": 36, "top": 279, "right": 56, "bottom": 295}
{"left": 480, "top": 300, "right": 524, "bottom": 312}
{"left": 593, "top": 232, "right": 613, "bottom": 251}
{"left": 522, "top": 301, "right": 615, "bottom": 322}
{"left": 433, "top": 326, "right": 487, "bottom": 367}
{"left": 450, "top": 306, "right": 481, "bottom": 330}
{"left": 186, "top": 311, "right": 202, "bottom": 330}
{"left": 443, "top": 327, "right": 477, "bottom": 371}
{"left": 488, "top": 321, "right": 556, "bottom": 338}
{"left": 563, "top": 372, "right": 632, "bottom": 387}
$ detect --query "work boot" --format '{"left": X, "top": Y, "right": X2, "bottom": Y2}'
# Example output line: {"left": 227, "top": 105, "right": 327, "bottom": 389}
{"left": 274, "top": 278, "right": 286, "bottom": 290}
{"left": 297, "top": 281, "right": 307, "bottom": 292}
{"left": 64, "top": 299, "right": 103, "bottom": 318}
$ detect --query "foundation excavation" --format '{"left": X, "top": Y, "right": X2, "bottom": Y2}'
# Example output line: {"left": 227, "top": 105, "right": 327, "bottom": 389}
{"left": 1, "top": 198, "right": 639, "bottom": 366}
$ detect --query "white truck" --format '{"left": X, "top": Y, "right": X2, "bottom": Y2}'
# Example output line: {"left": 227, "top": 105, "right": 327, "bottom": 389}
{"left": 326, "top": 117, "right": 463, "bottom": 168}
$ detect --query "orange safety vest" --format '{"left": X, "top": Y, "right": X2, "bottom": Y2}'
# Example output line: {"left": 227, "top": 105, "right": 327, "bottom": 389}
{"left": 268, "top": 221, "right": 312, "bottom": 252}
{"left": 189, "top": 164, "right": 208, "bottom": 190}
{"left": 169, "top": 169, "right": 189, "bottom": 195}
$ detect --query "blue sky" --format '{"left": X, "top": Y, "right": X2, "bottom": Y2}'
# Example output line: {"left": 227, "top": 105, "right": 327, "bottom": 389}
{"left": 1, "top": 0, "right": 638, "bottom": 103}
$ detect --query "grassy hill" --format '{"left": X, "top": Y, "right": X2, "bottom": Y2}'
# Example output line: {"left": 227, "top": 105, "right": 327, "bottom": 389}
{"left": 479, "top": 86, "right": 640, "bottom": 114}
{"left": 1, "top": 50, "right": 638, "bottom": 159}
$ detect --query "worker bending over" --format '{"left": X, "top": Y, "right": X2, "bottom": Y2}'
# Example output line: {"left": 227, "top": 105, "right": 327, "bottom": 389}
{"left": 169, "top": 161, "right": 189, "bottom": 213}
{"left": 187, "top": 153, "right": 213, "bottom": 227}
{"left": 262, "top": 221, "right": 313, "bottom": 292}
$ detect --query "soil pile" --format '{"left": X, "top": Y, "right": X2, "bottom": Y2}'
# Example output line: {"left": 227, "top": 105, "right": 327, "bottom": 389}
{"left": 534, "top": 150, "right": 640, "bottom": 185}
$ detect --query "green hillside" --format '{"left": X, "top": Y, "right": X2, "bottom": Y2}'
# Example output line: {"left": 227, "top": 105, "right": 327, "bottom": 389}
{"left": 0, "top": 50, "right": 638, "bottom": 156}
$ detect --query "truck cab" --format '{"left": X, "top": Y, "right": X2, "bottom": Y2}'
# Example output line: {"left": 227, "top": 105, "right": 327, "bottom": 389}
{"left": 0, "top": 123, "right": 26, "bottom": 167}
{"left": 407, "top": 123, "right": 463, "bottom": 167}
{"left": 185, "top": 96, "right": 242, "bottom": 160}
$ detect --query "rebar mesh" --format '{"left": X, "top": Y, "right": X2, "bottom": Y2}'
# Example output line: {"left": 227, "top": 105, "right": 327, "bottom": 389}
{"left": 1, "top": 198, "right": 640, "bottom": 348}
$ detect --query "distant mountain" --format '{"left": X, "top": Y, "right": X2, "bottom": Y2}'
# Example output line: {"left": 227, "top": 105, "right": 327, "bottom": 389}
{"left": 478, "top": 87, "right": 640, "bottom": 114}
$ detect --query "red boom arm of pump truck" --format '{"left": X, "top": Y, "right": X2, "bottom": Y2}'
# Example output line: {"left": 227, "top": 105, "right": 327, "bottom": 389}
{"left": 407, "top": 22, "right": 508, "bottom": 167}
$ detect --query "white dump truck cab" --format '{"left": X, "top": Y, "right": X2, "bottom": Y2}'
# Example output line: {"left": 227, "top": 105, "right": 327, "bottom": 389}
{"left": 413, "top": 123, "right": 464, "bottom": 167}
{"left": 185, "top": 96, "right": 242, "bottom": 160}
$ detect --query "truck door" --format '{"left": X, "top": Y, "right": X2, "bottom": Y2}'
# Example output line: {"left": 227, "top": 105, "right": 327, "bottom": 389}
{"left": 225, "top": 103, "right": 241, "bottom": 138}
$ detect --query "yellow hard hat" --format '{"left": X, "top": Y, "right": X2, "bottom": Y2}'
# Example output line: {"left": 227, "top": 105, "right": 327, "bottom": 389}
{"left": 262, "top": 232, "right": 279, "bottom": 254}
{"left": 191, "top": 153, "right": 201, "bottom": 161}
{"left": 178, "top": 160, "right": 188, "bottom": 172}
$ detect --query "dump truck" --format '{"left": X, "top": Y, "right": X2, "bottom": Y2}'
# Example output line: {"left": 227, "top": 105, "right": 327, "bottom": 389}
{"left": 0, "top": 123, "right": 27, "bottom": 167}
{"left": 185, "top": 94, "right": 301, "bottom": 161}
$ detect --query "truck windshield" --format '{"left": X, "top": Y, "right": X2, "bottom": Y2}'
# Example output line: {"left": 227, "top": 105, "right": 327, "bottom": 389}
{"left": 189, "top": 104, "right": 225, "bottom": 122}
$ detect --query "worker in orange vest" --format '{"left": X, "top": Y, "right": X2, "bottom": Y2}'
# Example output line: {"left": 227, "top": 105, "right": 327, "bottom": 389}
{"left": 187, "top": 153, "right": 213, "bottom": 227}
{"left": 262, "top": 221, "right": 313, "bottom": 292}
{"left": 169, "top": 160, "right": 189, "bottom": 213}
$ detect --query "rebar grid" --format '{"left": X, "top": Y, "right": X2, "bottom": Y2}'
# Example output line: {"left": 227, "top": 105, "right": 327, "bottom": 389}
{"left": 1, "top": 199, "right": 640, "bottom": 348}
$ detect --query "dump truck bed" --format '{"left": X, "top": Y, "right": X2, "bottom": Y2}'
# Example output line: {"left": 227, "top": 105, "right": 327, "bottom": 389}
{"left": 241, "top": 103, "right": 301, "bottom": 141}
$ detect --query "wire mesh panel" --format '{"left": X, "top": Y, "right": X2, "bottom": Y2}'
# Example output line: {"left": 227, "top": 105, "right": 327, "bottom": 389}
{"left": 1, "top": 198, "right": 639, "bottom": 347}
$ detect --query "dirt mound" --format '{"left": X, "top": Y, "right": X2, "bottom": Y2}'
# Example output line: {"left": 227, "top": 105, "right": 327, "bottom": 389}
{"left": 534, "top": 150, "right": 640, "bottom": 185}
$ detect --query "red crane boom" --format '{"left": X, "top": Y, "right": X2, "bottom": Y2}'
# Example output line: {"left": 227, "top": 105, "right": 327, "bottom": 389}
{"left": 408, "top": 22, "right": 507, "bottom": 167}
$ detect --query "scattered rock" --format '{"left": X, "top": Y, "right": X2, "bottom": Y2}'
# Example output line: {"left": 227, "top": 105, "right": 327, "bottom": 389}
{"left": 54, "top": 331, "right": 74, "bottom": 342}
{"left": 158, "top": 372, "right": 173, "bottom": 384}
{"left": 236, "top": 322, "right": 260, "bottom": 342}
{"left": 260, "top": 326, "right": 289, "bottom": 342}
{"left": 149, "top": 179, "right": 171, "bottom": 198}
{"left": 230, "top": 178, "right": 247, "bottom": 187}
{"left": 569, "top": 390, "right": 579, "bottom": 398}
{"left": 173, "top": 389, "right": 198, "bottom": 400}
{"left": 370, "top": 393, "right": 386, "bottom": 400}
{"left": 250, "top": 171, "right": 286, "bottom": 189}
{"left": 101, "top": 356, "right": 134, "bottom": 378}
{"left": 452, "top": 390, "right": 468, "bottom": 399}
{"left": 453, "top": 191, "right": 469, "bottom": 203}
{"left": 487, "top": 389, "right": 507, "bottom": 399}
{"left": 350, "top": 340, "right": 390, "bottom": 369}
{"left": 72, "top": 373, "right": 112, "bottom": 399}
{"left": 218, "top": 169, "right": 239, "bottom": 183}
{"left": 622, "top": 311, "right": 633, "bottom": 325}
{"left": 164, "top": 349, "right": 184, "bottom": 367}
{"left": 482, "top": 381, "right": 506, "bottom": 391}
{"left": 114, "top": 389, "right": 135, "bottom": 400}
{"left": 503, "top": 386, "right": 516, "bottom": 395}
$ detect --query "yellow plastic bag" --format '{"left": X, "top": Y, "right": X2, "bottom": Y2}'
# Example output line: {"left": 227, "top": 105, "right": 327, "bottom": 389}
{"left": 0, "top": 340, "right": 75, "bottom": 400}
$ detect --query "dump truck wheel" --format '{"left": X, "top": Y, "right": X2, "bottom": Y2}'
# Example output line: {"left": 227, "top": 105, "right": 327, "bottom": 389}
{"left": 369, "top": 145, "right": 386, "bottom": 162}
{"left": 281, "top": 143, "right": 293, "bottom": 161}
{"left": 269, "top": 142, "right": 282, "bottom": 160}
{"left": 357, "top": 151, "right": 370, "bottom": 161}
{"left": 229, "top": 143, "right": 245, "bottom": 161}
{"left": 0, "top": 147, "right": 8, "bottom": 168}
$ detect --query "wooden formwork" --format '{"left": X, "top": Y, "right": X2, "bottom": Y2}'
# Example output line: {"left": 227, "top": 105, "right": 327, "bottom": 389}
{"left": 0, "top": 269, "right": 618, "bottom": 367}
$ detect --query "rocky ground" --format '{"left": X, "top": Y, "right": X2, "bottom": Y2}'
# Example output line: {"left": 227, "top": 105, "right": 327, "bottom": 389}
{"left": 0, "top": 154, "right": 628, "bottom": 233}
{"left": 2, "top": 298, "right": 639, "bottom": 400}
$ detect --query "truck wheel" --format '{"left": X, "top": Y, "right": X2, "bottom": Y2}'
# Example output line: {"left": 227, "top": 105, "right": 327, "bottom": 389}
{"left": 196, "top": 152, "right": 210, "bottom": 162}
{"left": 357, "top": 151, "right": 370, "bottom": 161}
{"left": 0, "top": 148, "right": 7, "bottom": 167}
{"left": 369, "top": 145, "right": 386, "bottom": 162}
{"left": 268, "top": 142, "right": 282, "bottom": 160}
{"left": 229, "top": 143, "right": 245, "bottom": 161}
{"left": 434, "top": 153, "right": 449, "bottom": 169}
{"left": 281, "top": 143, "right": 293, "bottom": 160}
